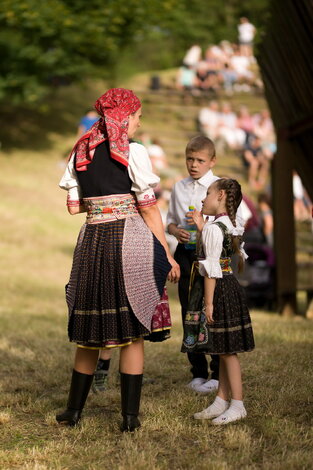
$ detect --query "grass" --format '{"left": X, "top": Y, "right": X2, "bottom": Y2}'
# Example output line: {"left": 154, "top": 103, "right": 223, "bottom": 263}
{"left": 1, "top": 80, "right": 313, "bottom": 469}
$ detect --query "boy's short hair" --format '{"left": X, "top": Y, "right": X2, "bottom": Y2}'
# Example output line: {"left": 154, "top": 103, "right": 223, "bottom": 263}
{"left": 185, "top": 135, "right": 216, "bottom": 159}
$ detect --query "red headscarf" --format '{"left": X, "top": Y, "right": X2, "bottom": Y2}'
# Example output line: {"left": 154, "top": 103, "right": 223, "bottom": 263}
{"left": 73, "top": 88, "right": 141, "bottom": 171}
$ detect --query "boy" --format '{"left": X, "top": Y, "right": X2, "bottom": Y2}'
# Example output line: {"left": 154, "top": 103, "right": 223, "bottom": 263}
{"left": 167, "top": 135, "right": 220, "bottom": 393}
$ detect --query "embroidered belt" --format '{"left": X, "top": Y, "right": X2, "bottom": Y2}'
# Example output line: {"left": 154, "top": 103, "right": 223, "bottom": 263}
{"left": 190, "top": 257, "right": 233, "bottom": 290}
{"left": 220, "top": 257, "right": 233, "bottom": 274}
{"left": 83, "top": 193, "right": 139, "bottom": 224}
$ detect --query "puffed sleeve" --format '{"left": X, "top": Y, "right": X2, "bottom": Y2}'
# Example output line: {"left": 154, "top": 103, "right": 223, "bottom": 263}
{"left": 128, "top": 142, "right": 160, "bottom": 208}
{"left": 59, "top": 153, "right": 83, "bottom": 207}
{"left": 198, "top": 223, "right": 223, "bottom": 278}
{"left": 166, "top": 184, "right": 178, "bottom": 226}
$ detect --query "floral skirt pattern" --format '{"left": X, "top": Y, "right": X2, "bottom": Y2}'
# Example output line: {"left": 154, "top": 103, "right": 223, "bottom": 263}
{"left": 181, "top": 265, "right": 255, "bottom": 355}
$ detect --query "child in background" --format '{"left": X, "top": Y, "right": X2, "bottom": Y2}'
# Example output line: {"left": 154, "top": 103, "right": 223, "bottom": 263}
{"left": 92, "top": 350, "right": 111, "bottom": 392}
{"left": 182, "top": 178, "right": 255, "bottom": 424}
{"left": 167, "top": 135, "right": 220, "bottom": 393}
{"left": 77, "top": 110, "right": 99, "bottom": 137}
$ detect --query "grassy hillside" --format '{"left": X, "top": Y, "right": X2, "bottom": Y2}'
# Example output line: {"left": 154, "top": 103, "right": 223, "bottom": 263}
{"left": 0, "top": 78, "right": 313, "bottom": 469}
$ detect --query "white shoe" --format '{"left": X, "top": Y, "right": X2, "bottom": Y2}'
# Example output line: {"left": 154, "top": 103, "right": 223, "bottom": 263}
{"left": 194, "top": 399, "right": 228, "bottom": 420}
{"left": 211, "top": 406, "right": 247, "bottom": 425}
{"left": 194, "top": 379, "right": 219, "bottom": 394}
{"left": 187, "top": 378, "right": 206, "bottom": 390}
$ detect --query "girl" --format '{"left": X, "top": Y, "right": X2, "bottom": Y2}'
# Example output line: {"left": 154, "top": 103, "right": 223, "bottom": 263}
{"left": 182, "top": 178, "right": 255, "bottom": 425}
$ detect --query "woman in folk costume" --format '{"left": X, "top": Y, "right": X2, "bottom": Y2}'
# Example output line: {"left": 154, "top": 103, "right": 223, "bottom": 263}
{"left": 57, "top": 88, "right": 180, "bottom": 431}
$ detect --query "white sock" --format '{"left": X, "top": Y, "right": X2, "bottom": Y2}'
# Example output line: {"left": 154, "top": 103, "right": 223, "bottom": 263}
{"left": 230, "top": 399, "right": 245, "bottom": 410}
{"left": 210, "top": 396, "right": 229, "bottom": 413}
{"left": 194, "top": 395, "right": 229, "bottom": 419}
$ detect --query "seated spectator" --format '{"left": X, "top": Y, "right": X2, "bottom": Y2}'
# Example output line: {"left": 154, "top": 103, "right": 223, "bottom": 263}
{"left": 183, "top": 44, "right": 202, "bottom": 68}
{"left": 236, "top": 105, "right": 255, "bottom": 140}
{"left": 207, "top": 44, "right": 225, "bottom": 61}
{"left": 242, "top": 194, "right": 264, "bottom": 244}
{"left": 242, "top": 134, "right": 271, "bottom": 190}
{"left": 219, "top": 40, "right": 234, "bottom": 63}
{"left": 230, "top": 46, "right": 254, "bottom": 87}
{"left": 253, "top": 109, "right": 276, "bottom": 160}
{"left": 218, "top": 102, "right": 246, "bottom": 149}
{"left": 195, "top": 61, "right": 211, "bottom": 92}
{"left": 198, "top": 100, "right": 220, "bottom": 139}
{"left": 156, "top": 190, "right": 178, "bottom": 255}
{"left": 204, "top": 46, "right": 223, "bottom": 91}
{"left": 220, "top": 62, "right": 238, "bottom": 95}
{"left": 147, "top": 139, "right": 168, "bottom": 174}
{"left": 257, "top": 193, "right": 274, "bottom": 246}
{"left": 77, "top": 110, "right": 99, "bottom": 137}
{"left": 176, "top": 64, "right": 196, "bottom": 93}
{"left": 253, "top": 109, "right": 273, "bottom": 133}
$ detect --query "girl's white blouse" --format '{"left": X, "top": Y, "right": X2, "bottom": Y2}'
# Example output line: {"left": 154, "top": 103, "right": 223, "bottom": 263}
{"left": 199, "top": 215, "right": 244, "bottom": 278}
{"left": 59, "top": 142, "right": 160, "bottom": 206}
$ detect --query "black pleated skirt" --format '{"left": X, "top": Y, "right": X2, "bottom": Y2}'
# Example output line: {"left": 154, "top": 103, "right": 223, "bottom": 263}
{"left": 182, "top": 268, "right": 255, "bottom": 355}
{"left": 67, "top": 217, "right": 171, "bottom": 348}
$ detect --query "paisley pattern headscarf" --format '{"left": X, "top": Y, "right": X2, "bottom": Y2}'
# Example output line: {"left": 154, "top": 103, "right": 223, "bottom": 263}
{"left": 73, "top": 88, "right": 141, "bottom": 171}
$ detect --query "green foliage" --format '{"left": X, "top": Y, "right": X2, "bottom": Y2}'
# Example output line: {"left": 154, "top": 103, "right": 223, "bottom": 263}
{"left": 0, "top": 0, "right": 150, "bottom": 104}
{"left": 0, "top": 0, "right": 270, "bottom": 105}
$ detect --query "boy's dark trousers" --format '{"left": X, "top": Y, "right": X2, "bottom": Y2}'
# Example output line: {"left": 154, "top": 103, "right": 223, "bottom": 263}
{"left": 174, "top": 243, "right": 219, "bottom": 380}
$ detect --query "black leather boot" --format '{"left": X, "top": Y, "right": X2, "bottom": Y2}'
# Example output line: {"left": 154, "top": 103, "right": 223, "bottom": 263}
{"left": 120, "top": 372, "right": 143, "bottom": 432}
{"left": 56, "top": 369, "right": 94, "bottom": 426}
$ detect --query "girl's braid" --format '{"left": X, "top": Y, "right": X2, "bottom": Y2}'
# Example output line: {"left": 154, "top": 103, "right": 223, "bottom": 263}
{"left": 214, "top": 178, "right": 244, "bottom": 272}
{"left": 225, "top": 180, "right": 237, "bottom": 227}
{"left": 215, "top": 178, "right": 242, "bottom": 220}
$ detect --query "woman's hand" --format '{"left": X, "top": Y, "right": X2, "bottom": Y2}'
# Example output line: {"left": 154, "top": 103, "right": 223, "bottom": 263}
{"left": 205, "top": 303, "right": 214, "bottom": 323}
{"left": 186, "top": 209, "right": 205, "bottom": 232}
{"left": 139, "top": 206, "right": 180, "bottom": 282}
{"left": 167, "top": 256, "right": 180, "bottom": 283}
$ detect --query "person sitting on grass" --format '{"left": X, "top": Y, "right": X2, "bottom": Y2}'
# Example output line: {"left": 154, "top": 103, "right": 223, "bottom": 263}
{"left": 242, "top": 134, "right": 271, "bottom": 190}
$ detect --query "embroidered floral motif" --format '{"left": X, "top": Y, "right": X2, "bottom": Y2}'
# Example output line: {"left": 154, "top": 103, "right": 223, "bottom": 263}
{"left": 220, "top": 257, "right": 233, "bottom": 274}
{"left": 185, "top": 335, "right": 196, "bottom": 345}
{"left": 137, "top": 194, "right": 157, "bottom": 208}
{"left": 84, "top": 194, "right": 139, "bottom": 224}
{"left": 67, "top": 195, "right": 84, "bottom": 207}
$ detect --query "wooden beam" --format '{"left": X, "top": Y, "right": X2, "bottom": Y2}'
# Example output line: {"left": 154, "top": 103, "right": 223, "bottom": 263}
{"left": 272, "top": 140, "right": 297, "bottom": 315}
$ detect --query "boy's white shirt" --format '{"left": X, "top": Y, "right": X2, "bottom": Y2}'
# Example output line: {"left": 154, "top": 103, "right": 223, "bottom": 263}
{"left": 166, "top": 170, "right": 245, "bottom": 229}
{"left": 166, "top": 170, "right": 219, "bottom": 228}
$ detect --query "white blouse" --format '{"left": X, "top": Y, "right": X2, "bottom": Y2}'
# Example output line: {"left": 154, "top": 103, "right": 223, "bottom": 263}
{"left": 59, "top": 142, "right": 160, "bottom": 208}
{"left": 198, "top": 215, "right": 245, "bottom": 278}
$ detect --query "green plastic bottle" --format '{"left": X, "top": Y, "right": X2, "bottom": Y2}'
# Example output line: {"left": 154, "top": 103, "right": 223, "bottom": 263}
{"left": 185, "top": 205, "right": 197, "bottom": 250}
